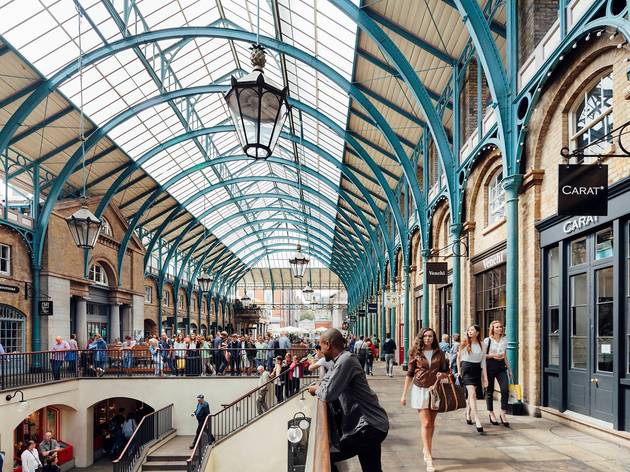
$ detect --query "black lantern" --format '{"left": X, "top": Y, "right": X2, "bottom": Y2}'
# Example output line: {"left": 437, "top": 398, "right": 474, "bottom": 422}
{"left": 197, "top": 272, "right": 213, "bottom": 292}
{"left": 302, "top": 283, "right": 314, "bottom": 303}
{"left": 225, "top": 44, "right": 289, "bottom": 160}
{"left": 65, "top": 202, "right": 102, "bottom": 249}
{"left": 241, "top": 290, "right": 252, "bottom": 308}
{"left": 289, "top": 244, "right": 309, "bottom": 278}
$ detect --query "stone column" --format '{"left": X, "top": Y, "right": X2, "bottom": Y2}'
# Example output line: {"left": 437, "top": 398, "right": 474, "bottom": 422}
{"left": 76, "top": 298, "right": 88, "bottom": 348}
{"left": 110, "top": 303, "right": 120, "bottom": 342}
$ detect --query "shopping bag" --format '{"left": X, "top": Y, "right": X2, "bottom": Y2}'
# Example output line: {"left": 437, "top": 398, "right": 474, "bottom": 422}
{"left": 429, "top": 375, "right": 466, "bottom": 412}
{"left": 508, "top": 383, "right": 522, "bottom": 403}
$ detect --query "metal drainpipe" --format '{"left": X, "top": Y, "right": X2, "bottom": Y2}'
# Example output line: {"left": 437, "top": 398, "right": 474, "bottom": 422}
{"left": 504, "top": 174, "right": 523, "bottom": 382}
{"left": 31, "top": 264, "right": 41, "bottom": 352}
{"left": 422, "top": 249, "right": 431, "bottom": 328}
{"left": 450, "top": 223, "right": 463, "bottom": 338}
{"left": 402, "top": 266, "right": 410, "bottom": 369}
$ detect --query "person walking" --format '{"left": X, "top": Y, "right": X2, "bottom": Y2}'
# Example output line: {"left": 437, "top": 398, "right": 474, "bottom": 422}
{"left": 88, "top": 334, "right": 108, "bottom": 376}
{"left": 449, "top": 334, "right": 461, "bottom": 376}
{"left": 256, "top": 365, "right": 270, "bottom": 414}
{"left": 309, "top": 328, "right": 389, "bottom": 472}
{"left": 400, "top": 328, "right": 450, "bottom": 472}
{"left": 158, "top": 333, "right": 174, "bottom": 375}
{"left": 50, "top": 336, "right": 69, "bottom": 380}
{"left": 484, "top": 321, "right": 511, "bottom": 427}
{"left": 20, "top": 441, "right": 42, "bottom": 472}
{"left": 190, "top": 394, "right": 210, "bottom": 449}
{"left": 382, "top": 333, "right": 396, "bottom": 377}
{"left": 271, "top": 356, "right": 286, "bottom": 403}
{"left": 227, "top": 334, "right": 241, "bottom": 376}
{"left": 438, "top": 334, "right": 450, "bottom": 353}
{"left": 148, "top": 338, "right": 162, "bottom": 376}
{"left": 457, "top": 325, "right": 488, "bottom": 433}
{"left": 288, "top": 354, "right": 302, "bottom": 395}
{"left": 255, "top": 335, "right": 267, "bottom": 369}
{"left": 122, "top": 413, "right": 137, "bottom": 440}
{"left": 364, "top": 339, "right": 376, "bottom": 376}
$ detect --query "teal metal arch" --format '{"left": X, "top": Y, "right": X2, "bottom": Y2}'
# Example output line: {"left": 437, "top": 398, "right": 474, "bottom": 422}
{"left": 0, "top": 26, "right": 421, "bottom": 269}
{"left": 133, "top": 175, "right": 385, "bottom": 286}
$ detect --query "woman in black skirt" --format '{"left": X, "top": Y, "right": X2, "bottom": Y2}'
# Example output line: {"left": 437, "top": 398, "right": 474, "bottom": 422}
{"left": 456, "top": 325, "right": 488, "bottom": 433}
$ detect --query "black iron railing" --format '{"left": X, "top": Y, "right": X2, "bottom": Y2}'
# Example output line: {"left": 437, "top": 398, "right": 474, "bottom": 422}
{"left": 186, "top": 368, "right": 314, "bottom": 472}
{"left": 112, "top": 403, "right": 174, "bottom": 472}
{"left": 0, "top": 347, "right": 313, "bottom": 392}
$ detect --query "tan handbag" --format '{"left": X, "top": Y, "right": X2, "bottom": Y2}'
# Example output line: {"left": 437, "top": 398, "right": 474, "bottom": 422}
{"left": 429, "top": 375, "right": 466, "bottom": 412}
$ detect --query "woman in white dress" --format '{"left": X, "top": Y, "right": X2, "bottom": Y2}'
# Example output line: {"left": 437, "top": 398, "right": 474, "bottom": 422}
{"left": 400, "top": 328, "right": 449, "bottom": 472}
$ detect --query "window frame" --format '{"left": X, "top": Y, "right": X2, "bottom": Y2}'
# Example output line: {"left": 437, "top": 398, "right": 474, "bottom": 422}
{"left": 0, "top": 243, "right": 11, "bottom": 276}
{"left": 145, "top": 286, "right": 153, "bottom": 304}
{"left": 569, "top": 71, "right": 614, "bottom": 162}
{"left": 100, "top": 217, "right": 113, "bottom": 238}
{"left": 89, "top": 263, "right": 108, "bottom": 286}
{"left": 487, "top": 169, "right": 506, "bottom": 227}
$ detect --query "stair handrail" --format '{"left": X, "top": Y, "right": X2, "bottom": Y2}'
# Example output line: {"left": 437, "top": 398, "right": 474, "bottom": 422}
{"left": 186, "top": 357, "right": 317, "bottom": 472}
{"left": 113, "top": 403, "right": 174, "bottom": 472}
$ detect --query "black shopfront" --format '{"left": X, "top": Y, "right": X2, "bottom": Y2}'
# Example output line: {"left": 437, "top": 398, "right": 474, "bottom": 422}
{"left": 537, "top": 178, "right": 630, "bottom": 431}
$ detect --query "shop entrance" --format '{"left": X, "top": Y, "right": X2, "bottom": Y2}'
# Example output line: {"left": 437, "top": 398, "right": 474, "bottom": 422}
{"left": 92, "top": 398, "right": 154, "bottom": 460}
{"left": 438, "top": 285, "right": 452, "bottom": 340}
{"left": 566, "top": 230, "right": 615, "bottom": 424}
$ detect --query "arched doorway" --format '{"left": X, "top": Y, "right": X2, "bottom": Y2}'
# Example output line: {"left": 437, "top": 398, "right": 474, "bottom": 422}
{"left": 91, "top": 397, "right": 154, "bottom": 461}
{"left": 144, "top": 319, "right": 157, "bottom": 338}
{"left": 0, "top": 304, "right": 26, "bottom": 353}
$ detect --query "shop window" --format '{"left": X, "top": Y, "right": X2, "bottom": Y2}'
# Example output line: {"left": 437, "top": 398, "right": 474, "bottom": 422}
{"left": 595, "top": 227, "right": 614, "bottom": 260}
{"left": 547, "top": 246, "right": 560, "bottom": 366}
{"left": 101, "top": 217, "right": 113, "bottom": 238}
{"left": 0, "top": 304, "right": 25, "bottom": 352}
{"left": 571, "top": 72, "right": 613, "bottom": 162}
{"left": 475, "top": 265, "right": 506, "bottom": 336}
{"left": 89, "top": 263, "right": 108, "bottom": 286}
{"left": 570, "top": 237, "right": 587, "bottom": 266}
{"left": 487, "top": 170, "right": 505, "bottom": 226}
{"left": 596, "top": 267, "right": 613, "bottom": 372}
{"left": 145, "top": 286, "right": 152, "bottom": 304}
{"left": 163, "top": 292, "right": 170, "bottom": 307}
{"left": 179, "top": 294, "right": 185, "bottom": 308}
{"left": 570, "top": 273, "right": 588, "bottom": 369}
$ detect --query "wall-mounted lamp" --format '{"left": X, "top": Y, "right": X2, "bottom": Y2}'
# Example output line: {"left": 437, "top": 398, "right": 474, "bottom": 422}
{"left": 5, "top": 390, "right": 28, "bottom": 413}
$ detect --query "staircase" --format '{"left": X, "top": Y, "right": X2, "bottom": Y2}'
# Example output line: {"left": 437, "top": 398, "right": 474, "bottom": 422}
{"left": 141, "top": 436, "right": 193, "bottom": 472}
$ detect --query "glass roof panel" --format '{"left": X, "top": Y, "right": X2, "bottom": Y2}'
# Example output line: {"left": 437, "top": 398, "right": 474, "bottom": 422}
{"left": 0, "top": 0, "right": 359, "bottom": 270}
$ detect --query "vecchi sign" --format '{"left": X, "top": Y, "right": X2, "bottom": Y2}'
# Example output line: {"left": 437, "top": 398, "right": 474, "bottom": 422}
{"left": 558, "top": 164, "right": 608, "bottom": 216}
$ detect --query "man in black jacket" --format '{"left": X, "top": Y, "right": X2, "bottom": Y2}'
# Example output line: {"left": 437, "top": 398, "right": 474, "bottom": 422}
{"left": 190, "top": 394, "right": 210, "bottom": 449}
{"left": 382, "top": 334, "right": 396, "bottom": 377}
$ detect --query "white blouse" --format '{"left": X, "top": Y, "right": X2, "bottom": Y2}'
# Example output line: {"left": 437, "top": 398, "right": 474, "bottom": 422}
{"left": 484, "top": 337, "right": 507, "bottom": 357}
{"left": 21, "top": 449, "right": 41, "bottom": 472}
{"left": 459, "top": 342, "right": 486, "bottom": 369}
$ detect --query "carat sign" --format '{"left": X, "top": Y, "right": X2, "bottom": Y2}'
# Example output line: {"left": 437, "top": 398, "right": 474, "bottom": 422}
{"left": 558, "top": 164, "right": 608, "bottom": 216}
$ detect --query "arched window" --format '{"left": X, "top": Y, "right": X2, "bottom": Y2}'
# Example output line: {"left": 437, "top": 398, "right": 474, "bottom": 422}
{"left": 89, "top": 263, "right": 108, "bottom": 286}
{"left": 488, "top": 171, "right": 505, "bottom": 225}
{"left": 100, "top": 217, "right": 113, "bottom": 237}
{"left": 572, "top": 71, "right": 613, "bottom": 160}
{"left": 0, "top": 304, "right": 25, "bottom": 352}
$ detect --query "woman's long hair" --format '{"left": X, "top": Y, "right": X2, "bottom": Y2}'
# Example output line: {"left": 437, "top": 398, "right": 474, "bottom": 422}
{"left": 460, "top": 324, "right": 482, "bottom": 354}
{"left": 410, "top": 327, "right": 439, "bottom": 358}
{"left": 488, "top": 320, "right": 505, "bottom": 338}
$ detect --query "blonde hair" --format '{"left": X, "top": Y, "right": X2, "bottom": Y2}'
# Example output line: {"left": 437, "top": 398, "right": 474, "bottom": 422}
{"left": 488, "top": 320, "right": 505, "bottom": 338}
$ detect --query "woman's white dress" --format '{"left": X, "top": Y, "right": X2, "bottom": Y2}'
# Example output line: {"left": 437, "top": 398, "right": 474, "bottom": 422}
{"left": 410, "top": 350, "right": 433, "bottom": 410}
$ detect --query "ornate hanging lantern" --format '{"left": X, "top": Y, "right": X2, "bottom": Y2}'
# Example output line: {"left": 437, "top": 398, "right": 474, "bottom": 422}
{"left": 241, "top": 290, "right": 252, "bottom": 308}
{"left": 225, "top": 44, "right": 289, "bottom": 160}
{"left": 302, "top": 283, "right": 314, "bottom": 303}
{"left": 197, "top": 272, "right": 213, "bottom": 292}
{"left": 65, "top": 201, "right": 102, "bottom": 249}
{"left": 289, "top": 244, "right": 309, "bottom": 278}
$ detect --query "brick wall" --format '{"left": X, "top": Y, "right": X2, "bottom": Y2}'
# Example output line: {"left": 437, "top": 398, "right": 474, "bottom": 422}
{"left": 518, "top": 0, "right": 559, "bottom": 66}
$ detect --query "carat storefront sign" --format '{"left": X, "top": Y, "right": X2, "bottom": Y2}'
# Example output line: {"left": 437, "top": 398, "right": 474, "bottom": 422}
{"left": 558, "top": 164, "right": 608, "bottom": 216}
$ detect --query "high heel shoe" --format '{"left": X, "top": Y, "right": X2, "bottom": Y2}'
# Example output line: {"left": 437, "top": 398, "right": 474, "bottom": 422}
{"left": 500, "top": 415, "right": 510, "bottom": 428}
{"left": 426, "top": 459, "right": 435, "bottom": 472}
{"left": 476, "top": 425, "right": 484, "bottom": 434}
{"left": 465, "top": 413, "right": 473, "bottom": 425}
{"left": 488, "top": 414, "right": 499, "bottom": 426}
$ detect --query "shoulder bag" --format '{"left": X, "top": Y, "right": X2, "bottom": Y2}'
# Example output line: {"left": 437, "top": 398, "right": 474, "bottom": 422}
{"left": 429, "top": 374, "right": 466, "bottom": 413}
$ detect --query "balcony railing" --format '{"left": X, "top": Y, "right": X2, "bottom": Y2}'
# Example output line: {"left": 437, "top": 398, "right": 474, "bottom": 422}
{"left": 0, "top": 347, "right": 314, "bottom": 392}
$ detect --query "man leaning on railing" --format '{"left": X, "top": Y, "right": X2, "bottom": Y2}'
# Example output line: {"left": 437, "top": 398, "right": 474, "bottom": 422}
{"left": 308, "top": 328, "right": 389, "bottom": 472}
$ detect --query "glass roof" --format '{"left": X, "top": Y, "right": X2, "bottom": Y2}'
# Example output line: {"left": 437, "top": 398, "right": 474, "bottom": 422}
{"left": 0, "top": 0, "right": 359, "bottom": 268}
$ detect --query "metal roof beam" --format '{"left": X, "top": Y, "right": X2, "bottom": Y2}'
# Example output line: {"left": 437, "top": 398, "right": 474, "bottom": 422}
{"left": 0, "top": 82, "right": 42, "bottom": 109}
{"left": 441, "top": 0, "right": 506, "bottom": 37}
{"left": 364, "top": 7, "right": 457, "bottom": 64}
{"left": 9, "top": 106, "right": 74, "bottom": 145}
{"left": 348, "top": 108, "right": 417, "bottom": 149}
{"left": 119, "top": 185, "right": 159, "bottom": 210}
{"left": 355, "top": 83, "right": 427, "bottom": 128}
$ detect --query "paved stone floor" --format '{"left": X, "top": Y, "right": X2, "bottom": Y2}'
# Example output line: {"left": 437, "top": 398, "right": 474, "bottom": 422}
{"left": 337, "top": 363, "right": 630, "bottom": 471}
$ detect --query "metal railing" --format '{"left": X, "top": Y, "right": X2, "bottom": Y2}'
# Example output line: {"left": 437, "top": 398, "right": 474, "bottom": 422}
{"left": 0, "top": 347, "right": 312, "bottom": 392}
{"left": 112, "top": 404, "right": 174, "bottom": 472}
{"left": 186, "top": 368, "right": 315, "bottom": 472}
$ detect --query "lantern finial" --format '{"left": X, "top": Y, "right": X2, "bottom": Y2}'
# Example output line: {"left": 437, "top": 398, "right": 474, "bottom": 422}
{"left": 250, "top": 44, "right": 266, "bottom": 70}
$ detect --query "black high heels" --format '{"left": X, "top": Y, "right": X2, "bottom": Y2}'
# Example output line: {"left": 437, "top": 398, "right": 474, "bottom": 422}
{"left": 488, "top": 414, "right": 499, "bottom": 426}
{"left": 476, "top": 425, "right": 484, "bottom": 434}
{"left": 465, "top": 413, "right": 473, "bottom": 425}
{"left": 500, "top": 415, "right": 510, "bottom": 427}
